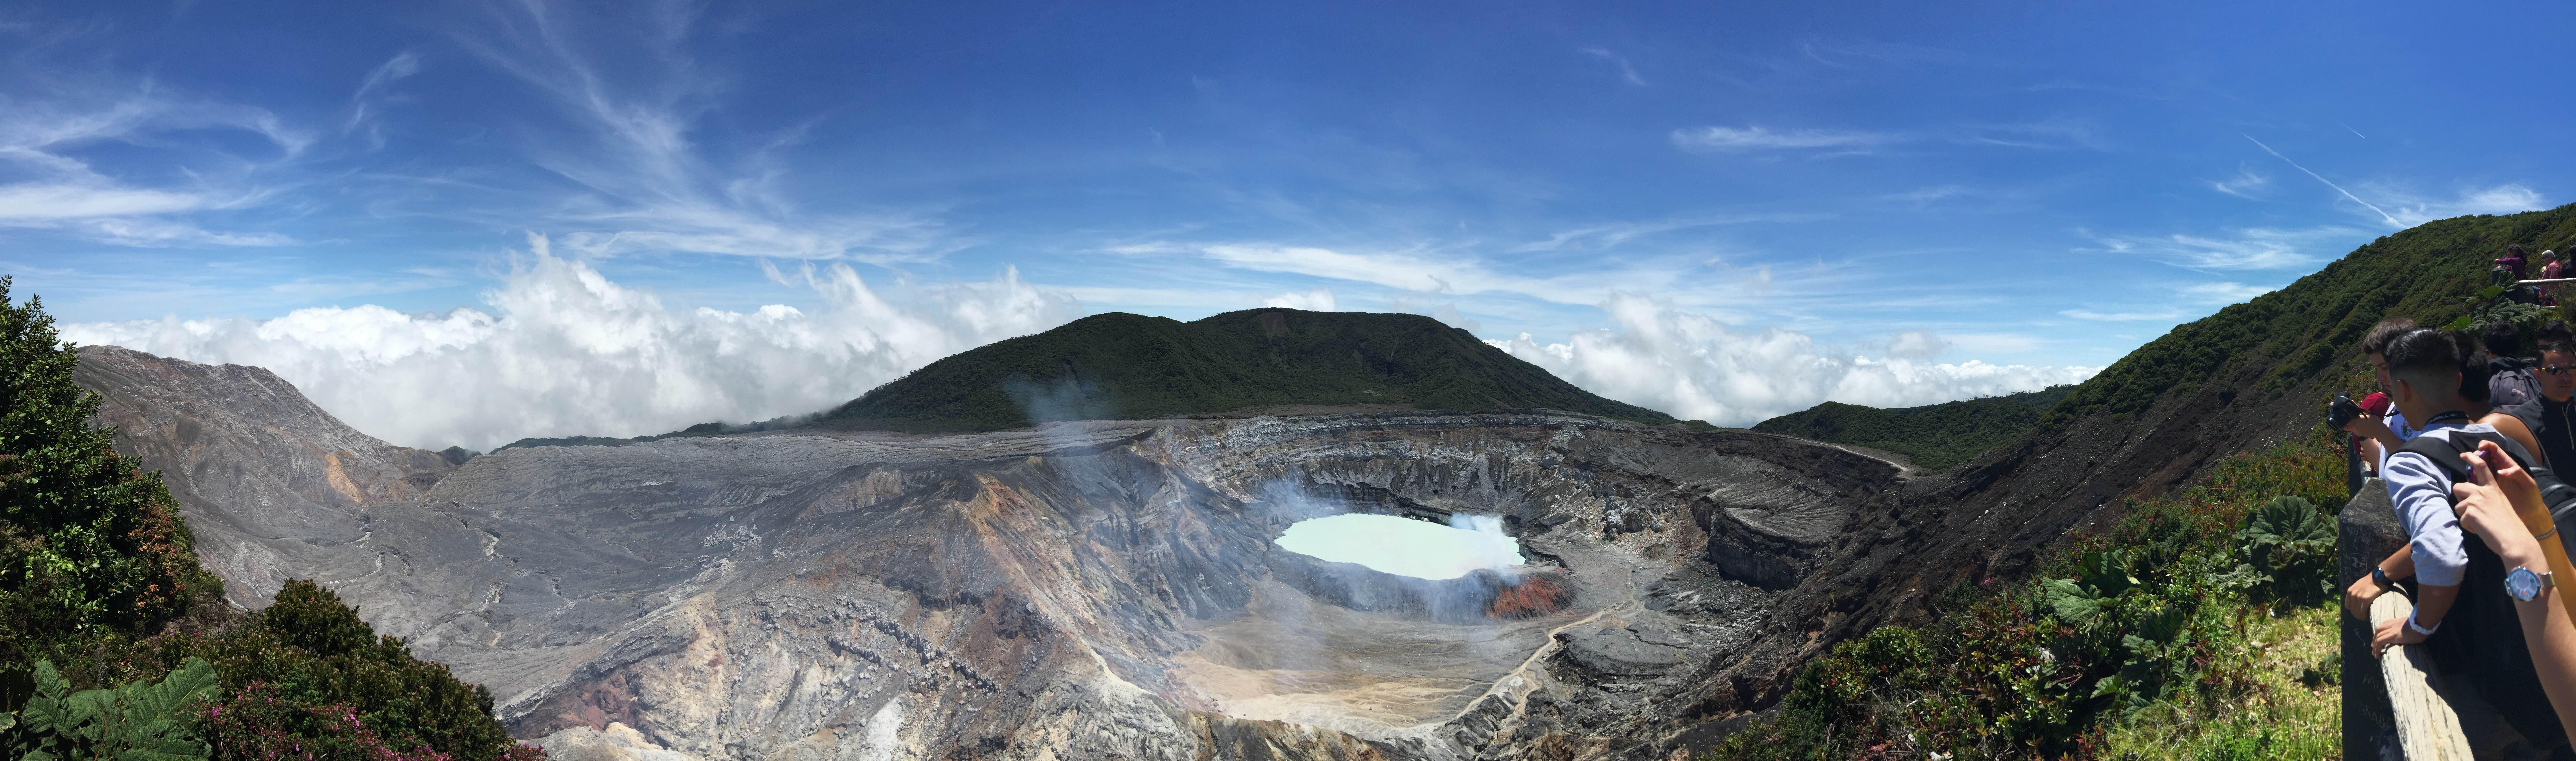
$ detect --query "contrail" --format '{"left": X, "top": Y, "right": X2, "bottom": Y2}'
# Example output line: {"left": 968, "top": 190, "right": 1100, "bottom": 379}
{"left": 2336, "top": 120, "right": 2367, "bottom": 139}
{"left": 2244, "top": 134, "right": 2399, "bottom": 227}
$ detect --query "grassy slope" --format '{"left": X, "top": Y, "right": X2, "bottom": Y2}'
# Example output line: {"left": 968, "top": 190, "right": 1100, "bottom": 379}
{"left": 1751, "top": 385, "right": 2076, "bottom": 472}
{"left": 1705, "top": 206, "right": 2576, "bottom": 758}
{"left": 822, "top": 308, "right": 1684, "bottom": 432}
{"left": 2043, "top": 208, "right": 2576, "bottom": 430}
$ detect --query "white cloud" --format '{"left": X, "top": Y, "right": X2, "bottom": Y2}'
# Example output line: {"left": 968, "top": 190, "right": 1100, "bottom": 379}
{"left": 1578, "top": 47, "right": 1647, "bottom": 86}
{"left": 2210, "top": 166, "right": 2270, "bottom": 199}
{"left": 62, "top": 237, "right": 1079, "bottom": 450}
{"left": 0, "top": 50, "right": 303, "bottom": 246}
{"left": 447, "top": 0, "right": 948, "bottom": 262}
{"left": 1672, "top": 119, "right": 2103, "bottom": 155}
{"left": 2244, "top": 136, "right": 2548, "bottom": 229}
{"left": 2368, "top": 182, "right": 2549, "bottom": 228}
{"left": 1488, "top": 295, "right": 2096, "bottom": 426}
{"left": 1261, "top": 288, "right": 1336, "bottom": 311}
{"left": 1884, "top": 330, "right": 1948, "bottom": 359}
{"left": 2086, "top": 225, "right": 2359, "bottom": 271}
{"left": 1671, "top": 125, "right": 1893, "bottom": 152}
{"left": 2180, "top": 281, "right": 2276, "bottom": 304}
{"left": 0, "top": 183, "right": 209, "bottom": 220}
{"left": 2060, "top": 309, "right": 2185, "bottom": 322}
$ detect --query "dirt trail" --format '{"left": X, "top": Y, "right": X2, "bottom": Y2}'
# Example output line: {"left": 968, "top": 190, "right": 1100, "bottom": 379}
{"left": 1443, "top": 569, "right": 1642, "bottom": 725}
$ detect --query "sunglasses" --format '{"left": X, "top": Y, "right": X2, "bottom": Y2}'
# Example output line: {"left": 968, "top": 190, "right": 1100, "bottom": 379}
{"left": 2547, "top": 366, "right": 2576, "bottom": 376}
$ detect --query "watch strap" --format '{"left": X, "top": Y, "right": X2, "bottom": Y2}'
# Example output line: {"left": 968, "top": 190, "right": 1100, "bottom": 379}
{"left": 2372, "top": 566, "right": 2394, "bottom": 588}
{"left": 2409, "top": 610, "right": 2441, "bottom": 635}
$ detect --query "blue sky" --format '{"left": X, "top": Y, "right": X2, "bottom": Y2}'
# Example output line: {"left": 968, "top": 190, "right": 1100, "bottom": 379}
{"left": 11, "top": 1, "right": 2575, "bottom": 448}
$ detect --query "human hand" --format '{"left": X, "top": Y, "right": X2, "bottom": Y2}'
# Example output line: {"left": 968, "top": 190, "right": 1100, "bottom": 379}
{"left": 2344, "top": 413, "right": 2393, "bottom": 441}
{"left": 2373, "top": 614, "right": 2429, "bottom": 659}
{"left": 2455, "top": 444, "right": 2546, "bottom": 566}
{"left": 2345, "top": 573, "right": 2386, "bottom": 622}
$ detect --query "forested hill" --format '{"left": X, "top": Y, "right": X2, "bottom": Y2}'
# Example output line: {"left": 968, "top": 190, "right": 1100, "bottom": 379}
{"left": 1752, "top": 385, "right": 2075, "bottom": 472}
{"left": 1705, "top": 204, "right": 2576, "bottom": 706}
{"left": 821, "top": 309, "right": 1687, "bottom": 432}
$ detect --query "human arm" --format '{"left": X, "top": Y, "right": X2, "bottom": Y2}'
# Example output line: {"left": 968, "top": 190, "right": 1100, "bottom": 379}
{"left": 2348, "top": 545, "right": 2418, "bottom": 621}
{"left": 2345, "top": 413, "right": 2403, "bottom": 455}
{"left": 2375, "top": 583, "right": 2457, "bottom": 656}
{"left": 2486, "top": 412, "right": 2547, "bottom": 470}
{"left": 2451, "top": 443, "right": 2576, "bottom": 747}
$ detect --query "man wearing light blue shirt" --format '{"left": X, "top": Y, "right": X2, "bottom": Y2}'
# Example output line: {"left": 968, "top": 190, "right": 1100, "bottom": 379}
{"left": 2368, "top": 328, "right": 2479, "bottom": 654}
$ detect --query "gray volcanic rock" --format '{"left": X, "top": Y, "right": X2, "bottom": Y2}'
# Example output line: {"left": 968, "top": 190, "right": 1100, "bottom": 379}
{"left": 73, "top": 345, "right": 460, "bottom": 605}
{"left": 76, "top": 346, "right": 1898, "bottom": 760}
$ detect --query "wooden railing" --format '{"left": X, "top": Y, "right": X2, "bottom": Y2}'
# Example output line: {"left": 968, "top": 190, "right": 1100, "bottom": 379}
{"left": 2372, "top": 591, "right": 2476, "bottom": 760}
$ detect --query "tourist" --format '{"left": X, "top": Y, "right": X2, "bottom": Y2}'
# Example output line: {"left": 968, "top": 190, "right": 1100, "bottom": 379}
{"left": 2363, "top": 328, "right": 2568, "bottom": 749}
{"left": 2490, "top": 325, "right": 2544, "bottom": 409}
{"left": 2504, "top": 244, "right": 2532, "bottom": 281}
{"left": 2546, "top": 251, "right": 2565, "bottom": 306}
{"left": 2510, "top": 323, "right": 2576, "bottom": 471}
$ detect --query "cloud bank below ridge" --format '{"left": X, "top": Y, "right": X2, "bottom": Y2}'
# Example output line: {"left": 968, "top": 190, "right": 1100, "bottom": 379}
{"left": 63, "top": 239, "right": 1079, "bottom": 451}
{"left": 1490, "top": 295, "right": 2100, "bottom": 427}
{"left": 64, "top": 252, "right": 2095, "bottom": 450}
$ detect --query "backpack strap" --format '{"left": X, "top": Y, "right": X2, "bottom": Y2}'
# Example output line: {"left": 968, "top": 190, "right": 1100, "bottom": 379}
{"left": 2398, "top": 429, "right": 2572, "bottom": 543}
{"left": 2397, "top": 428, "right": 2544, "bottom": 481}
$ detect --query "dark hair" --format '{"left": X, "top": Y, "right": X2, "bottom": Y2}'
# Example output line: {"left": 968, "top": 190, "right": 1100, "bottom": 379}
{"left": 2361, "top": 317, "right": 2422, "bottom": 356}
{"left": 2485, "top": 324, "right": 2524, "bottom": 357}
{"left": 2510, "top": 243, "right": 2529, "bottom": 257}
{"left": 2540, "top": 322, "right": 2576, "bottom": 358}
{"left": 2385, "top": 328, "right": 2466, "bottom": 397}
{"left": 2461, "top": 344, "right": 2494, "bottom": 403}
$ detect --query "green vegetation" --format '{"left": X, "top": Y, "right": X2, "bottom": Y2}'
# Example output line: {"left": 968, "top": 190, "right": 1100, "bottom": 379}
{"left": 1704, "top": 426, "right": 2346, "bottom": 761}
{"left": 2048, "top": 206, "right": 2576, "bottom": 425}
{"left": 0, "top": 278, "right": 540, "bottom": 761}
{"left": 824, "top": 309, "right": 1689, "bottom": 432}
{"left": 2, "top": 658, "right": 221, "bottom": 761}
{"left": 1751, "top": 386, "right": 2074, "bottom": 472}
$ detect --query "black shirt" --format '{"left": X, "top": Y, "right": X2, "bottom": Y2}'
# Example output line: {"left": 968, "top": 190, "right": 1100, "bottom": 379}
{"left": 2508, "top": 394, "right": 2576, "bottom": 471}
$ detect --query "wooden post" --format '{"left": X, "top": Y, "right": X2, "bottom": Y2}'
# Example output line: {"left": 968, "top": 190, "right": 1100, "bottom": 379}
{"left": 2374, "top": 591, "right": 2476, "bottom": 760}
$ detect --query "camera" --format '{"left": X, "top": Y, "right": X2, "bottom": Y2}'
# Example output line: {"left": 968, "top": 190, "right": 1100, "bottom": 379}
{"left": 2328, "top": 392, "right": 2365, "bottom": 430}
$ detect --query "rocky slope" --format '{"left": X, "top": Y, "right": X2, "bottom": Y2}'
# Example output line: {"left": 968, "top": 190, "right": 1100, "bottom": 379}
{"left": 77, "top": 345, "right": 1895, "bottom": 760}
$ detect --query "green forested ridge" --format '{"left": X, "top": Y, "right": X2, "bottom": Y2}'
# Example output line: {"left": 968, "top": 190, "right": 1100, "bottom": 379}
{"left": 2044, "top": 206, "right": 2576, "bottom": 426}
{"left": 1750, "top": 385, "right": 2075, "bottom": 472}
{"left": 823, "top": 308, "right": 1687, "bottom": 432}
{"left": 1709, "top": 207, "right": 2576, "bottom": 758}
{"left": 0, "top": 278, "right": 540, "bottom": 761}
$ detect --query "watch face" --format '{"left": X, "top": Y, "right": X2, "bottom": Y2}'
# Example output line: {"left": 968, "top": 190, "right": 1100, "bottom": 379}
{"left": 2511, "top": 568, "right": 2545, "bottom": 602}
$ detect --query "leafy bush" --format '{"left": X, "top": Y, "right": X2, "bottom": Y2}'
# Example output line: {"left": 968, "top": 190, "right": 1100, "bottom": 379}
{"left": 114, "top": 581, "right": 540, "bottom": 761}
{"left": 1705, "top": 419, "right": 2345, "bottom": 760}
{"left": 0, "top": 276, "right": 226, "bottom": 670}
{"left": 1, "top": 657, "right": 221, "bottom": 761}
{"left": 2221, "top": 497, "right": 2337, "bottom": 605}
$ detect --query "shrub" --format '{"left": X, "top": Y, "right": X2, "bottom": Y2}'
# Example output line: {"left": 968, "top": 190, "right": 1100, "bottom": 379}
{"left": 135, "top": 581, "right": 535, "bottom": 761}
{"left": 0, "top": 276, "right": 225, "bottom": 672}
{"left": 0, "top": 657, "right": 222, "bottom": 761}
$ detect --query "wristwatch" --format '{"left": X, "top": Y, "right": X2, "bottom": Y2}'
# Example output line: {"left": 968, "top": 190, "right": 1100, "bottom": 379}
{"left": 2372, "top": 566, "right": 2394, "bottom": 589}
{"left": 2508, "top": 567, "right": 2558, "bottom": 602}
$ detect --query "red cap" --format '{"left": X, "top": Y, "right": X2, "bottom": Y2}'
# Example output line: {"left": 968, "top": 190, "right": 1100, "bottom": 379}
{"left": 2360, "top": 391, "right": 2391, "bottom": 414}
